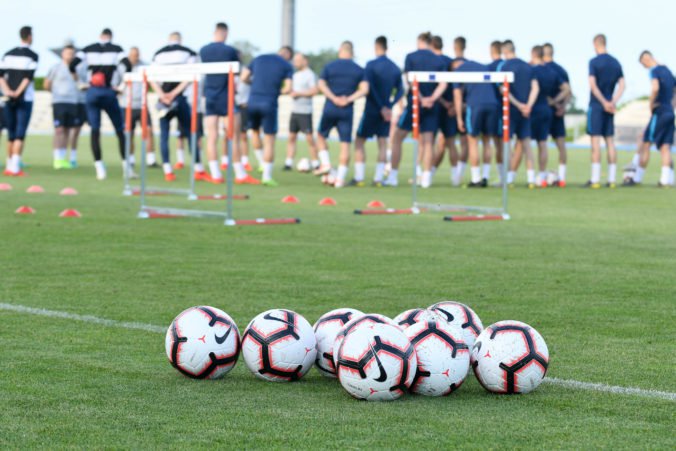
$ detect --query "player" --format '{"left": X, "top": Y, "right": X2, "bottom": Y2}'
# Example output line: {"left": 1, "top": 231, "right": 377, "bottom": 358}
{"left": 235, "top": 74, "right": 253, "bottom": 172}
{"left": 453, "top": 59, "right": 500, "bottom": 187}
{"left": 624, "top": 51, "right": 675, "bottom": 187}
{"left": 285, "top": 52, "right": 319, "bottom": 172}
{"left": 430, "top": 36, "right": 459, "bottom": 186}
{"left": 44, "top": 45, "right": 81, "bottom": 170}
{"left": 69, "top": 39, "right": 88, "bottom": 168}
{"left": 71, "top": 28, "right": 128, "bottom": 180}
{"left": 454, "top": 36, "right": 467, "bottom": 62}
{"left": 500, "top": 40, "right": 539, "bottom": 188}
{"left": 587, "top": 34, "right": 625, "bottom": 188}
{"left": 485, "top": 40, "right": 505, "bottom": 185}
{"left": 200, "top": 22, "right": 243, "bottom": 184}
{"left": 451, "top": 36, "right": 470, "bottom": 184}
{"left": 389, "top": 32, "right": 447, "bottom": 188}
{"left": 0, "top": 26, "right": 38, "bottom": 177}
{"left": 530, "top": 45, "right": 569, "bottom": 188}
{"left": 354, "top": 36, "right": 403, "bottom": 187}
{"left": 315, "top": 41, "right": 369, "bottom": 188}
{"left": 240, "top": 47, "right": 293, "bottom": 186}
{"left": 543, "top": 43, "right": 572, "bottom": 186}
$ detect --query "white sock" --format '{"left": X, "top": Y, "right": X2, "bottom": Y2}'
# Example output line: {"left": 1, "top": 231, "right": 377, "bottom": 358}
{"left": 94, "top": 160, "right": 106, "bottom": 179}
{"left": 608, "top": 164, "right": 617, "bottom": 183}
{"left": 482, "top": 163, "right": 491, "bottom": 180}
{"left": 539, "top": 171, "right": 547, "bottom": 184}
{"left": 53, "top": 149, "right": 60, "bottom": 160}
{"left": 591, "top": 163, "right": 601, "bottom": 183}
{"left": 634, "top": 166, "right": 645, "bottom": 183}
{"left": 558, "top": 164, "right": 566, "bottom": 181}
{"left": 311, "top": 159, "right": 320, "bottom": 169}
{"left": 471, "top": 166, "right": 481, "bottom": 183}
{"left": 195, "top": 163, "right": 204, "bottom": 172}
{"left": 457, "top": 161, "right": 467, "bottom": 178}
{"left": 10, "top": 154, "right": 20, "bottom": 173}
{"left": 660, "top": 166, "right": 670, "bottom": 185}
{"left": 234, "top": 162, "right": 246, "bottom": 179}
{"left": 631, "top": 153, "right": 640, "bottom": 167}
{"left": 386, "top": 169, "right": 398, "bottom": 185}
{"left": 242, "top": 155, "right": 249, "bottom": 166}
{"left": 147, "top": 152, "right": 156, "bottom": 165}
{"left": 421, "top": 170, "right": 432, "bottom": 188}
{"left": 374, "top": 162, "right": 385, "bottom": 182}
{"left": 527, "top": 169, "right": 535, "bottom": 184}
{"left": 254, "top": 149, "right": 264, "bottom": 166}
{"left": 450, "top": 166, "right": 459, "bottom": 185}
{"left": 285, "top": 158, "right": 293, "bottom": 167}
{"left": 507, "top": 171, "right": 515, "bottom": 184}
{"left": 262, "top": 162, "right": 274, "bottom": 181}
{"left": 208, "top": 160, "right": 222, "bottom": 179}
{"left": 386, "top": 149, "right": 392, "bottom": 163}
{"left": 69, "top": 149, "right": 77, "bottom": 162}
{"left": 176, "top": 148, "right": 185, "bottom": 164}
{"left": 354, "top": 162, "right": 365, "bottom": 181}
{"left": 162, "top": 163, "right": 172, "bottom": 175}
{"left": 336, "top": 165, "right": 348, "bottom": 184}
{"left": 221, "top": 155, "right": 229, "bottom": 166}
{"left": 318, "top": 150, "right": 331, "bottom": 167}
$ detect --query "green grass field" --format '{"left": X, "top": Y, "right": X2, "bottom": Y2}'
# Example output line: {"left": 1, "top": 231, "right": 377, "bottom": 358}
{"left": 1, "top": 135, "right": 674, "bottom": 449}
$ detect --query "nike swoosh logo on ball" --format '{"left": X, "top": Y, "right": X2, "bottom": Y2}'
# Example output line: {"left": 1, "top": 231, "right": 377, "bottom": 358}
{"left": 214, "top": 327, "right": 232, "bottom": 344}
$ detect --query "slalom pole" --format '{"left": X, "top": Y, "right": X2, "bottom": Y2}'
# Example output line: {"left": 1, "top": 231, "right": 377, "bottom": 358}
{"left": 411, "top": 77, "right": 420, "bottom": 211}
{"left": 188, "top": 76, "right": 198, "bottom": 201}
{"left": 138, "top": 69, "right": 149, "bottom": 218}
{"left": 224, "top": 68, "right": 236, "bottom": 226}
{"left": 123, "top": 80, "right": 133, "bottom": 195}
{"left": 501, "top": 77, "right": 511, "bottom": 220}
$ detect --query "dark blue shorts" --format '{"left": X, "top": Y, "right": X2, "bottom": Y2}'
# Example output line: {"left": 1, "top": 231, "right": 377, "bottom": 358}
{"left": 4, "top": 100, "right": 33, "bottom": 141}
{"left": 247, "top": 103, "right": 278, "bottom": 135}
{"left": 205, "top": 92, "right": 238, "bottom": 117}
{"left": 550, "top": 112, "right": 566, "bottom": 139}
{"left": 0, "top": 106, "right": 4, "bottom": 130}
{"left": 438, "top": 106, "right": 458, "bottom": 138}
{"left": 356, "top": 108, "right": 389, "bottom": 139}
{"left": 509, "top": 106, "right": 531, "bottom": 140}
{"left": 86, "top": 87, "right": 123, "bottom": 133}
{"left": 53, "top": 103, "right": 82, "bottom": 128}
{"left": 465, "top": 105, "right": 499, "bottom": 138}
{"left": 530, "top": 106, "right": 553, "bottom": 142}
{"left": 398, "top": 104, "right": 439, "bottom": 133}
{"left": 587, "top": 105, "right": 614, "bottom": 137}
{"left": 319, "top": 108, "right": 354, "bottom": 143}
{"left": 643, "top": 110, "right": 675, "bottom": 147}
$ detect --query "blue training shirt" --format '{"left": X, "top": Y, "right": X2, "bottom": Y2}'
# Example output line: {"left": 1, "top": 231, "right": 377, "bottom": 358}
{"left": 545, "top": 61, "right": 569, "bottom": 99}
{"left": 487, "top": 59, "right": 503, "bottom": 72}
{"left": 498, "top": 58, "right": 535, "bottom": 104}
{"left": 453, "top": 60, "right": 499, "bottom": 108}
{"left": 247, "top": 54, "right": 293, "bottom": 108}
{"left": 199, "top": 42, "right": 240, "bottom": 98}
{"left": 649, "top": 65, "right": 675, "bottom": 113}
{"left": 437, "top": 54, "right": 454, "bottom": 101}
{"left": 588, "top": 53, "right": 623, "bottom": 107}
{"left": 320, "top": 58, "right": 365, "bottom": 113}
{"left": 532, "top": 64, "right": 563, "bottom": 108}
{"left": 364, "top": 55, "right": 403, "bottom": 113}
{"left": 404, "top": 49, "right": 448, "bottom": 98}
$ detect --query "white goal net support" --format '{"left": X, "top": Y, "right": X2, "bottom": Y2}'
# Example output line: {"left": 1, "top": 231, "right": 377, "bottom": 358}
{"left": 356, "top": 71, "right": 515, "bottom": 222}
{"left": 122, "top": 62, "right": 300, "bottom": 226}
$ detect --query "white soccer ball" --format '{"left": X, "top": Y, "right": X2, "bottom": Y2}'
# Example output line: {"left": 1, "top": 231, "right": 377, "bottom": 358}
{"left": 404, "top": 318, "right": 470, "bottom": 396}
{"left": 393, "top": 308, "right": 439, "bottom": 329}
{"left": 241, "top": 309, "right": 317, "bottom": 382}
{"left": 313, "top": 308, "right": 364, "bottom": 378}
{"left": 335, "top": 323, "right": 417, "bottom": 401}
{"left": 429, "top": 301, "right": 484, "bottom": 348}
{"left": 296, "top": 158, "right": 311, "bottom": 173}
{"left": 321, "top": 169, "right": 336, "bottom": 186}
{"left": 471, "top": 320, "right": 549, "bottom": 394}
{"left": 165, "top": 306, "right": 240, "bottom": 379}
{"left": 332, "top": 313, "right": 397, "bottom": 367}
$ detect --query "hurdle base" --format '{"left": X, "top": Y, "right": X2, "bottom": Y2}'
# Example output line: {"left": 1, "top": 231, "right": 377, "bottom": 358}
{"left": 195, "top": 194, "right": 250, "bottom": 201}
{"left": 227, "top": 218, "right": 301, "bottom": 226}
{"left": 354, "top": 208, "right": 424, "bottom": 216}
{"left": 443, "top": 214, "right": 506, "bottom": 222}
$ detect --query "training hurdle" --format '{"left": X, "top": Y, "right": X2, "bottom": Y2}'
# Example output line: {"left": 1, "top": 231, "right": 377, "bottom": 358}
{"left": 123, "top": 62, "right": 299, "bottom": 226}
{"left": 356, "top": 71, "right": 514, "bottom": 222}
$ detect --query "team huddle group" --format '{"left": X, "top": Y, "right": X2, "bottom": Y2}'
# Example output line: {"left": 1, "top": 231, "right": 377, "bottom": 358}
{"left": 1, "top": 24, "right": 674, "bottom": 188}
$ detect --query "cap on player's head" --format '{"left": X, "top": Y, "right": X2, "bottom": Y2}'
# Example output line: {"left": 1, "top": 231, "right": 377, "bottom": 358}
{"left": 502, "top": 39, "right": 515, "bottom": 56}
{"left": 101, "top": 28, "right": 113, "bottom": 40}
{"left": 593, "top": 33, "right": 607, "bottom": 47}
{"left": 417, "top": 32, "right": 432, "bottom": 48}
{"left": 543, "top": 42, "right": 554, "bottom": 58}
{"left": 454, "top": 36, "right": 466, "bottom": 51}
{"left": 531, "top": 45, "right": 544, "bottom": 61}
{"left": 375, "top": 35, "right": 387, "bottom": 52}
{"left": 431, "top": 35, "right": 443, "bottom": 51}
{"left": 279, "top": 45, "right": 293, "bottom": 61}
{"left": 19, "top": 26, "right": 32, "bottom": 43}
{"left": 339, "top": 40, "right": 354, "bottom": 58}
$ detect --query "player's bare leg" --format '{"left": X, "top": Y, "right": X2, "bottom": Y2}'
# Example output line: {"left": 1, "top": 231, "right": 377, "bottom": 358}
{"left": 260, "top": 132, "right": 277, "bottom": 185}
{"left": 589, "top": 136, "right": 602, "bottom": 187}
{"left": 554, "top": 136, "right": 567, "bottom": 186}
{"left": 314, "top": 133, "right": 332, "bottom": 175}
{"left": 52, "top": 125, "right": 68, "bottom": 169}
{"left": 251, "top": 128, "right": 264, "bottom": 170}
{"left": 351, "top": 136, "right": 367, "bottom": 186}
{"left": 507, "top": 139, "right": 524, "bottom": 186}
{"left": 467, "top": 134, "right": 483, "bottom": 187}
{"left": 306, "top": 132, "right": 319, "bottom": 169}
{"left": 481, "top": 135, "right": 493, "bottom": 186}
{"left": 605, "top": 136, "right": 617, "bottom": 187}
{"left": 205, "top": 115, "right": 224, "bottom": 181}
{"left": 420, "top": 131, "right": 435, "bottom": 188}
{"left": 386, "top": 127, "right": 408, "bottom": 186}
{"left": 524, "top": 140, "right": 536, "bottom": 188}
{"left": 537, "top": 140, "right": 548, "bottom": 187}
{"left": 658, "top": 144, "right": 672, "bottom": 187}
{"left": 334, "top": 142, "right": 351, "bottom": 188}
{"left": 372, "top": 136, "right": 387, "bottom": 185}
{"left": 285, "top": 131, "right": 298, "bottom": 170}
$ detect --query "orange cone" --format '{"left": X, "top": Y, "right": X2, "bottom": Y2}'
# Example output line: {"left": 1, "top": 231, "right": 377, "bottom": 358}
{"left": 0, "top": 183, "right": 12, "bottom": 191}
{"left": 319, "top": 197, "right": 337, "bottom": 206}
{"left": 281, "top": 195, "right": 299, "bottom": 204}
{"left": 367, "top": 200, "right": 386, "bottom": 208}
{"left": 26, "top": 185, "right": 45, "bottom": 193}
{"left": 59, "top": 209, "right": 82, "bottom": 218}
{"left": 15, "top": 206, "right": 35, "bottom": 214}
{"left": 60, "top": 187, "right": 78, "bottom": 196}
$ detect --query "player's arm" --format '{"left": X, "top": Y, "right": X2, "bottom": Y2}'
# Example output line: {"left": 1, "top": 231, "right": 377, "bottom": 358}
{"left": 525, "top": 79, "right": 539, "bottom": 111}
{"left": 550, "top": 82, "right": 571, "bottom": 106}
{"left": 347, "top": 80, "right": 369, "bottom": 104}
{"left": 318, "top": 78, "right": 343, "bottom": 106}
{"left": 589, "top": 75, "right": 612, "bottom": 111}
{"left": 611, "top": 77, "right": 625, "bottom": 109}
{"left": 649, "top": 77, "right": 660, "bottom": 112}
{"left": 0, "top": 61, "right": 9, "bottom": 95}
{"left": 392, "top": 74, "right": 405, "bottom": 106}
{"left": 240, "top": 66, "right": 252, "bottom": 84}
{"left": 280, "top": 77, "right": 292, "bottom": 95}
{"left": 453, "top": 86, "right": 465, "bottom": 132}
{"left": 421, "top": 82, "right": 448, "bottom": 108}
{"left": 43, "top": 69, "right": 53, "bottom": 91}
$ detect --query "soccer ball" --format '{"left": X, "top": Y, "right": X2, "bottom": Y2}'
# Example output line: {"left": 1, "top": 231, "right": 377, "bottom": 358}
{"left": 296, "top": 158, "right": 311, "bottom": 173}
{"left": 332, "top": 313, "right": 397, "bottom": 367}
{"left": 393, "top": 308, "right": 439, "bottom": 329}
{"left": 165, "top": 306, "right": 240, "bottom": 379}
{"left": 429, "top": 301, "right": 484, "bottom": 348}
{"left": 321, "top": 169, "right": 336, "bottom": 186}
{"left": 241, "top": 309, "right": 317, "bottom": 382}
{"left": 335, "top": 323, "right": 417, "bottom": 401}
{"left": 471, "top": 320, "right": 549, "bottom": 394}
{"left": 313, "top": 308, "right": 364, "bottom": 378}
{"left": 404, "top": 318, "right": 469, "bottom": 396}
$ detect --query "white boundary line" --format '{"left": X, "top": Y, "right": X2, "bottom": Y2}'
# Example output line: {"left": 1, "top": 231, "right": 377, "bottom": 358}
{"left": 1, "top": 302, "right": 674, "bottom": 402}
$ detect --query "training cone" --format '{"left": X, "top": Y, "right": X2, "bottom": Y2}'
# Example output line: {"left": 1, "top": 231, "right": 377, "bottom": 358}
{"left": 59, "top": 209, "right": 82, "bottom": 218}
{"left": 26, "top": 185, "right": 45, "bottom": 193}
{"left": 60, "top": 187, "right": 78, "bottom": 196}
{"left": 281, "top": 195, "right": 299, "bottom": 204}
{"left": 0, "top": 183, "right": 12, "bottom": 191}
{"left": 319, "top": 197, "right": 337, "bottom": 206}
{"left": 15, "top": 206, "right": 35, "bottom": 214}
{"left": 367, "top": 200, "right": 386, "bottom": 208}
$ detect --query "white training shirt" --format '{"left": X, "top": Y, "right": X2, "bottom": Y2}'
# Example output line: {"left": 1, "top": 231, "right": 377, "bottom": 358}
{"left": 291, "top": 68, "right": 316, "bottom": 114}
{"left": 46, "top": 62, "right": 79, "bottom": 104}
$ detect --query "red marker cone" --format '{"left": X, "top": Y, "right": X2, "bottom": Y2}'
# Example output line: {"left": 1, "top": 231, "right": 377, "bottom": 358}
{"left": 0, "top": 183, "right": 12, "bottom": 191}
{"left": 60, "top": 187, "right": 78, "bottom": 196}
{"left": 367, "top": 200, "right": 386, "bottom": 208}
{"left": 281, "top": 195, "right": 299, "bottom": 204}
{"left": 15, "top": 205, "right": 35, "bottom": 214}
{"left": 26, "top": 185, "right": 45, "bottom": 193}
{"left": 319, "top": 197, "right": 337, "bottom": 206}
{"left": 59, "top": 209, "right": 82, "bottom": 218}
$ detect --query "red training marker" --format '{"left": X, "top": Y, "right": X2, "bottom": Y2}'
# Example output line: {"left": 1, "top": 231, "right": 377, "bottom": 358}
{"left": 59, "top": 209, "right": 82, "bottom": 218}
{"left": 281, "top": 195, "right": 299, "bottom": 204}
{"left": 60, "top": 187, "right": 78, "bottom": 196}
{"left": 15, "top": 205, "right": 35, "bottom": 214}
{"left": 26, "top": 185, "right": 45, "bottom": 193}
{"left": 367, "top": 200, "right": 386, "bottom": 208}
{"left": 0, "top": 183, "right": 12, "bottom": 191}
{"left": 319, "top": 197, "right": 337, "bottom": 206}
